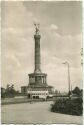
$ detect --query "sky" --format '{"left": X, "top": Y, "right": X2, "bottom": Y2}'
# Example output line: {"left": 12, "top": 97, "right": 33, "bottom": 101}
{"left": 1, "top": 1, "right": 82, "bottom": 92}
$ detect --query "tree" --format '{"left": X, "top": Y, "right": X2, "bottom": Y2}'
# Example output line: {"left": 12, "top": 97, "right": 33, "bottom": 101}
{"left": 72, "top": 87, "right": 81, "bottom": 96}
{"left": 5, "top": 84, "right": 16, "bottom": 98}
{"left": 1, "top": 87, "right": 6, "bottom": 98}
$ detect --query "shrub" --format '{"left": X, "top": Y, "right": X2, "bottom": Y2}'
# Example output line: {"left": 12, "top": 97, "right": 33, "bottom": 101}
{"left": 51, "top": 97, "right": 83, "bottom": 116}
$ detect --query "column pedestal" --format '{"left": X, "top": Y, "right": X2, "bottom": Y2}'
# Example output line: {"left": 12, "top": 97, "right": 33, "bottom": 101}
{"left": 28, "top": 73, "right": 47, "bottom": 87}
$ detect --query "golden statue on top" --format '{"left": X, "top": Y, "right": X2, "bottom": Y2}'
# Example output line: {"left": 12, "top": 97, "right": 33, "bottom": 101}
{"left": 34, "top": 23, "right": 40, "bottom": 35}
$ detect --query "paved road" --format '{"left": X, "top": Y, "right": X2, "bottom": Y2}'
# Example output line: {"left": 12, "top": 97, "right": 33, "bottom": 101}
{"left": 1, "top": 101, "right": 82, "bottom": 124}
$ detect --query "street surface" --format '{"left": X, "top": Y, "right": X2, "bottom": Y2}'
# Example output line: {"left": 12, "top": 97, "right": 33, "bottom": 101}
{"left": 1, "top": 101, "right": 82, "bottom": 124}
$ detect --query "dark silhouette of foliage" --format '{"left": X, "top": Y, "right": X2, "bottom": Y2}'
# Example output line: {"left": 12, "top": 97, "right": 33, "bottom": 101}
{"left": 1, "top": 88, "right": 6, "bottom": 98}
{"left": 72, "top": 86, "right": 83, "bottom": 97}
{"left": 72, "top": 87, "right": 80, "bottom": 95}
{"left": 1, "top": 84, "right": 18, "bottom": 98}
{"left": 51, "top": 97, "right": 83, "bottom": 116}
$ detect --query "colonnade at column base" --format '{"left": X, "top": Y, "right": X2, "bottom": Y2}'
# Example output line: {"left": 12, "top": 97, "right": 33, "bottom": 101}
{"left": 28, "top": 72, "right": 47, "bottom": 86}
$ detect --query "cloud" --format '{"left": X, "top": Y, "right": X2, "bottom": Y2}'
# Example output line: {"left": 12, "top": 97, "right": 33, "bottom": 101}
{"left": 2, "top": 1, "right": 33, "bottom": 28}
{"left": 42, "top": 29, "right": 82, "bottom": 67}
{"left": 50, "top": 24, "right": 58, "bottom": 30}
{"left": 41, "top": 32, "right": 82, "bottom": 91}
{"left": 6, "top": 54, "right": 21, "bottom": 68}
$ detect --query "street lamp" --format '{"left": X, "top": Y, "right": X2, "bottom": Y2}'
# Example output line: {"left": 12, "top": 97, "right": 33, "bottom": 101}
{"left": 63, "top": 61, "right": 71, "bottom": 97}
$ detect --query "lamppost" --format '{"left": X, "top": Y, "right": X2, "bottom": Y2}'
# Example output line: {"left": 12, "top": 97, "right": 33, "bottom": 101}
{"left": 63, "top": 61, "right": 71, "bottom": 98}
